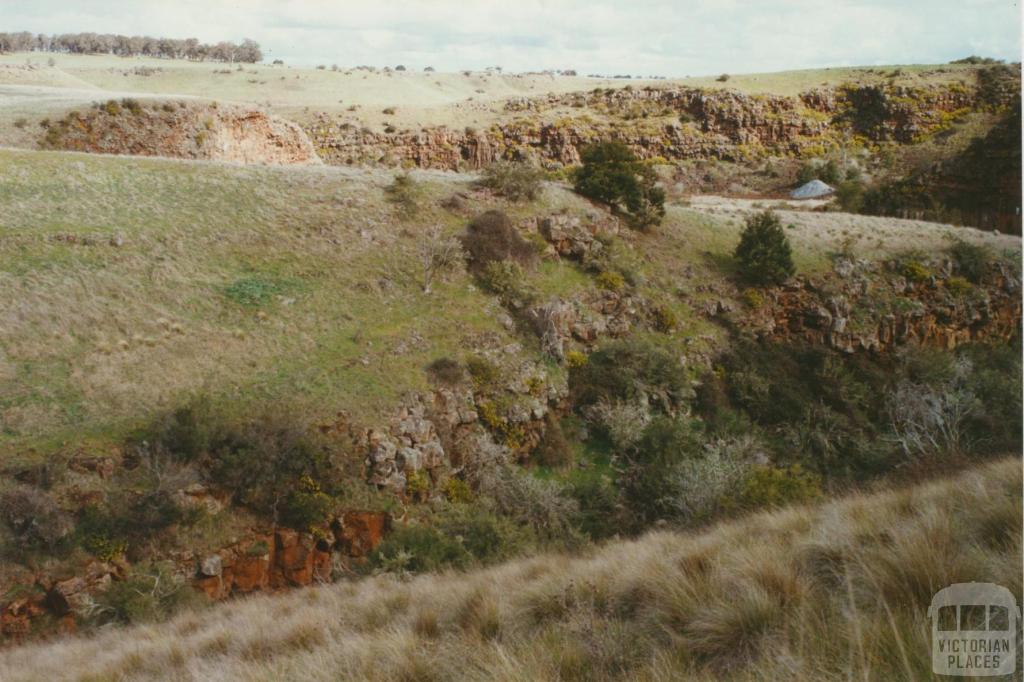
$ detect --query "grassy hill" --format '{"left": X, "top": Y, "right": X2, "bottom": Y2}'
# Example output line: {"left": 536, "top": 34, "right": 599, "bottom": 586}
{"left": 2, "top": 147, "right": 1015, "bottom": 461}
{"left": 0, "top": 53, "right": 1020, "bottom": 664}
{"left": 0, "top": 457, "right": 1018, "bottom": 681}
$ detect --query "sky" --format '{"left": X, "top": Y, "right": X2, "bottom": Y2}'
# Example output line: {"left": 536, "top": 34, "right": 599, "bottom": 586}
{"left": 2, "top": 0, "right": 1020, "bottom": 76}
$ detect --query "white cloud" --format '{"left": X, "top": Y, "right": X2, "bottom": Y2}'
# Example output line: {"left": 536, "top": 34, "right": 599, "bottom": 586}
{"left": 1, "top": 0, "right": 1019, "bottom": 74}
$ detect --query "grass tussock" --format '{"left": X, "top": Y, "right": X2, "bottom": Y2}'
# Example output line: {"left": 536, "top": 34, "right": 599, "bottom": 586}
{"left": 0, "top": 458, "right": 1018, "bottom": 681}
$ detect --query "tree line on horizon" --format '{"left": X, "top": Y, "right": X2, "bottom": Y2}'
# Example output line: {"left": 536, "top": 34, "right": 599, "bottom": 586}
{"left": 0, "top": 31, "right": 262, "bottom": 63}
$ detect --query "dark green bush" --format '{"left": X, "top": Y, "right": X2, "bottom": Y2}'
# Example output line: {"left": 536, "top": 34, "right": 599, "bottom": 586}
{"left": 948, "top": 239, "right": 990, "bottom": 283}
{"left": 279, "top": 476, "right": 334, "bottom": 531}
{"left": 203, "top": 412, "right": 342, "bottom": 525}
{"left": 797, "top": 159, "right": 841, "bottom": 185}
{"left": 569, "top": 338, "right": 691, "bottom": 412}
{"left": 734, "top": 210, "right": 795, "bottom": 285}
{"left": 834, "top": 179, "right": 865, "bottom": 212}
{"left": 75, "top": 487, "right": 194, "bottom": 561}
{"left": 573, "top": 141, "right": 665, "bottom": 231}
{"left": 566, "top": 474, "right": 620, "bottom": 540}
{"left": 145, "top": 404, "right": 347, "bottom": 528}
{"left": 620, "top": 417, "right": 703, "bottom": 524}
{"left": 461, "top": 210, "right": 538, "bottom": 272}
{"left": 426, "top": 357, "right": 465, "bottom": 385}
{"left": 371, "top": 523, "right": 470, "bottom": 573}
{"left": 434, "top": 504, "right": 533, "bottom": 564}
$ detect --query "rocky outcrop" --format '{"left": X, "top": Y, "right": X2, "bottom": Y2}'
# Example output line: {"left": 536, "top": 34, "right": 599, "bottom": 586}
{"left": 42, "top": 102, "right": 321, "bottom": 165}
{"left": 193, "top": 525, "right": 342, "bottom": 600}
{"left": 306, "top": 80, "right": 1018, "bottom": 170}
{"left": 1, "top": 561, "right": 124, "bottom": 642}
{"left": 747, "top": 260, "right": 1021, "bottom": 353}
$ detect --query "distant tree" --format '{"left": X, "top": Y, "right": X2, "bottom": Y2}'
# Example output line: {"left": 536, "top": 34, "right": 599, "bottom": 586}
{"left": 0, "top": 30, "right": 262, "bottom": 63}
{"left": 573, "top": 141, "right": 665, "bottom": 230}
{"left": 734, "top": 211, "right": 795, "bottom": 285}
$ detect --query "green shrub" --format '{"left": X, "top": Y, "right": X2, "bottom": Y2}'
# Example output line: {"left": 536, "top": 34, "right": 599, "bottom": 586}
{"left": 371, "top": 523, "right": 470, "bottom": 573}
{"left": 426, "top": 357, "right": 465, "bottom": 385}
{"left": 405, "top": 470, "right": 430, "bottom": 501}
{"left": 737, "top": 465, "right": 822, "bottom": 509}
{"left": 797, "top": 159, "right": 841, "bottom": 185}
{"left": 533, "top": 414, "right": 574, "bottom": 468}
{"left": 901, "top": 259, "right": 932, "bottom": 283}
{"left": 93, "top": 562, "right": 203, "bottom": 625}
{"left": 148, "top": 396, "right": 216, "bottom": 463}
{"left": 945, "top": 276, "right": 973, "bottom": 296}
{"left": 196, "top": 410, "right": 346, "bottom": 527}
{"left": 734, "top": 211, "right": 795, "bottom": 285}
{"left": 570, "top": 338, "right": 691, "bottom": 411}
{"left": 102, "top": 99, "right": 122, "bottom": 115}
{"left": 461, "top": 210, "right": 538, "bottom": 272}
{"left": 479, "top": 161, "right": 545, "bottom": 201}
{"left": 567, "top": 474, "right": 620, "bottom": 540}
{"left": 573, "top": 141, "right": 665, "bottom": 231}
{"left": 651, "top": 305, "right": 678, "bottom": 332}
{"left": 280, "top": 476, "right": 334, "bottom": 531}
{"left": 121, "top": 98, "right": 142, "bottom": 115}
{"left": 565, "top": 350, "right": 588, "bottom": 368}
{"left": 948, "top": 240, "right": 990, "bottom": 283}
{"left": 472, "top": 466, "right": 581, "bottom": 545}
{"left": 466, "top": 356, "right": 502, "bottom": 391}
{"left": 583, "top": 237, "right": 645, "bottom": 285}
{"left": 442, "top": 478, "right": 474, "bottom": 504}
{"left": 384, "top": 173, "right": 423, "bottom": 219}
{"left": 595, "top": 270, "right": 626, "bottom": 291}
{"left": 620, "top": 417, "right": 703, "bottom": 524}
{"left": 834, "top": 179, "right": 865, "bottom": 212}
{"left": 741, "top": 288, "right": 765, "bottom": 308}
{"left": 435, "top": 504, "right": 532, "bottom": 564}
{"left": 75, "top": 486, "right": 192, "bottom": 560}
{"left": 479, "top": 261, "right": 537, "bottom": 308}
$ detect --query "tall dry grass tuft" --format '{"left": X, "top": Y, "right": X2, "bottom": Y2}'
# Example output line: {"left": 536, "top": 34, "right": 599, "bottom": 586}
{"left": 0, "top": 458, "right": 1018, "bottom": 681}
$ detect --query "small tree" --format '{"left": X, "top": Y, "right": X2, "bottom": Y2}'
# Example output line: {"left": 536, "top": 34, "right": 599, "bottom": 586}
{"left": 573, "top": 141, "right": 665, "bottom": 230}
{"left": 416, "top": 225, "right": 463, "bottom": 294}
{"left": 734, "top": 211, "right": 795, "bottom": 285}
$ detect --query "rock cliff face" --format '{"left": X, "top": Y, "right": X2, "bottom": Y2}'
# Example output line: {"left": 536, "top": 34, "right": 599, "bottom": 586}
{"left": 42, "top": 102, "right": 321, "bottom": 166}
{"left": 306, "top": 81, "right": 1017, "bottom": 170}
{"left": 743, "top": 258, "right": 1021, "bottom": 353}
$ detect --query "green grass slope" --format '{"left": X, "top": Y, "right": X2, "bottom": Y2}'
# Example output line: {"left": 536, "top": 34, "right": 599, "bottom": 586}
{"left": 1, "top": 148, "right": 1017, "bottom": 463}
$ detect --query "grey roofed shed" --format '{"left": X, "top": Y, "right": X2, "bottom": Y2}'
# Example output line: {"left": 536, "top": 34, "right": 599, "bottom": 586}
{"left": 790, "top": 179, "right": 835, "bottom": 199}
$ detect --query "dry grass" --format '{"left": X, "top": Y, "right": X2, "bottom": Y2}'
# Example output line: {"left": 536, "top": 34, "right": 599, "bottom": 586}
{"left": 684, "top": 196, "right": 1022, "bottom": 273}
{"left": 0, "top": 54, "right": 990, "bottom": 145}
{"left": 0, "top": 457, "right": 1017, "bottom": 681}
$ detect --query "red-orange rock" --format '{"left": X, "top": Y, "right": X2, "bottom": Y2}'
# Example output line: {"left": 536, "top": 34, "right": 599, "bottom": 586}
{"left": 272, "top": 530, "right": 315, "bottom": 587}
{"left": 231, "top": 554, "right": 270, "bottom": 593}
{"left": 332, "top": 511, "right": 390, "bottom": 557}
